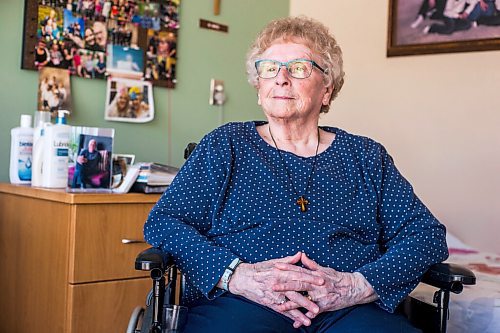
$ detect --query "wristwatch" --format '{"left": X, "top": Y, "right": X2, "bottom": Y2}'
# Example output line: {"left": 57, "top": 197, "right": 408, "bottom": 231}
{"left": 220, "top": 258, "right": 243, "bottom": 291}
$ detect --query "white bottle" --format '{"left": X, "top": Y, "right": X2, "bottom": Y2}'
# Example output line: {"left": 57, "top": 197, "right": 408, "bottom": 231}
{"left": 31, "top": 111, "right": 51, "bottom": 187}
{"left": 9, "top": 115, "right": 34, "bottom": 184}
{"left": 42, "top": 110, "right": 71, "bottom": 188}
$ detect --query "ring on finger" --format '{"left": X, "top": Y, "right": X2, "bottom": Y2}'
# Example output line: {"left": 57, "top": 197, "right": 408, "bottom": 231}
{"left": 306, "top": 294, "right": 313, "bottom": 302}
{"left": 278, "top": 295, "right": 289, "bottom": 305}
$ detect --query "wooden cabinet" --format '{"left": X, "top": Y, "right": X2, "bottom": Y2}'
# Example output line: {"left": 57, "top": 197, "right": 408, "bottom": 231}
{"left": 0, "top": 183, "right": 161, "bottom": 333}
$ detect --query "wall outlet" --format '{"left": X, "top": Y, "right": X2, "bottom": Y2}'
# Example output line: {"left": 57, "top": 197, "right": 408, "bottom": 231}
{"left": 209, "top": 79, "right": 225, "bottom": 105}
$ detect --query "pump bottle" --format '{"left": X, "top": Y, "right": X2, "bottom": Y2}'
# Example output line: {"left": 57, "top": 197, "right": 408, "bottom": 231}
{"left": 9, "top": 114, "right": 34, "bottom": 184}
{"left": 42, "top": 110, "right": 71, "bottom": 188}
{"left": 31, "top": 111, "right": 51, "bottom": 187}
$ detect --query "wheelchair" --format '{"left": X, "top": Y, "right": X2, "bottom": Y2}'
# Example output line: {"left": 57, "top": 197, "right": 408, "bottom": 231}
{"left": 127, "top": 247, "right": 476, "bottom": 333}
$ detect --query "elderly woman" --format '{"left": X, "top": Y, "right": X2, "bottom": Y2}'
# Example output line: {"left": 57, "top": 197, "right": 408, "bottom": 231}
{"left": 144, "top": 16, "right": 448, "bottom": 332}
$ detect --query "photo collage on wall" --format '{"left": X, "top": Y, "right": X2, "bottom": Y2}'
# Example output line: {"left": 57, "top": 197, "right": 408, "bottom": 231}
{"left": 35, "top": 0, "right": 180, "bottom": 88}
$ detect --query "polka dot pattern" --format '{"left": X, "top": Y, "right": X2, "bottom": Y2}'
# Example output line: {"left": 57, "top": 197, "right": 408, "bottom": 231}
{"left": 144, "top": 121, "right": 448, "bottom": 312}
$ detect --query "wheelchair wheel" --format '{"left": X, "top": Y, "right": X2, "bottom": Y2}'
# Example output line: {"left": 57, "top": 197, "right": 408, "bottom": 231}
{"left": 126, "top": 306, "right": 145, "bottom": 333}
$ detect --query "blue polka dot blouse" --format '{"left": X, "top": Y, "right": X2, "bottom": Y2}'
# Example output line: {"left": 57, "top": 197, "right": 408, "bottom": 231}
{"left": 144, "top": 121, "right": 448, "bottom": 312}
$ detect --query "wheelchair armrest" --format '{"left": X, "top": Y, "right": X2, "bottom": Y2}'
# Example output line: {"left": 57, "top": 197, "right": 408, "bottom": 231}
{"left": 421, "top": 262, "right": 476, "bottom": 294}
{"left": 135, "top": 247, "right": 175, "bottom": 271}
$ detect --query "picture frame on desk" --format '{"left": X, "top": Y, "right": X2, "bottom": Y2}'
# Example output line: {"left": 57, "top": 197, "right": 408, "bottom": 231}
{"left": 112, "top": 153, "right": 135, "bottom": 166}
{"left": 111, "top": 154, "right": 137, "bottom": 193}
{"left": 67, "top": 126, "right": 115, "bottom": 193}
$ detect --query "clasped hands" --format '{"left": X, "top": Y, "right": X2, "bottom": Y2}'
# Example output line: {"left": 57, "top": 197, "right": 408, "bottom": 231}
{"left": 227, "top": 252, "right": 377, "bottom": 329}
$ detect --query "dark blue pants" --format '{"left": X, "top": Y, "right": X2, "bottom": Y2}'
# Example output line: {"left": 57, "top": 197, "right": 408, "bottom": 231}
{"left": 184, "top": 294, "right": 420, "bottom": 333}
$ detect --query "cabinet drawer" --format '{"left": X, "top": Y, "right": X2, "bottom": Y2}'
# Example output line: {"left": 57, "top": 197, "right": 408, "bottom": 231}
{"left": 69, "top": 202, "right": 153, "bottom": 283}
{"left": 68, "top": 278, "right": 151, "bottom": 333}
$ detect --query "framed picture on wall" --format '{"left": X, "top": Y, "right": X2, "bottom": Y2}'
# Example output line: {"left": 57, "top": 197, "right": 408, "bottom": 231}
{"left": 387, "top": 0, "right": 500, "bottom": 56}
{"left": 22, "top": 0, "right": 181, "bottom": 88}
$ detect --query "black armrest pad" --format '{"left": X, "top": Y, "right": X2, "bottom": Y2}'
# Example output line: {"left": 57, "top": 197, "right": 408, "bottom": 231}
{"left": 421, "top": 263, "right": 476, "bottom": 293}
{"left": 135, "top": 247, "right": 174, "bottom": 271}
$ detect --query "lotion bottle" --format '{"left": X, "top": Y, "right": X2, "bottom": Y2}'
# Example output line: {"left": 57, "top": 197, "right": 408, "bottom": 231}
{"left": 9, "top": 114, "right": 34, "bottom": 184}
{"left": 31, "top": 111, "right": 51, "bottom": 187}
{"left": 42, "top": 110, "right": 71, "bottom": 188}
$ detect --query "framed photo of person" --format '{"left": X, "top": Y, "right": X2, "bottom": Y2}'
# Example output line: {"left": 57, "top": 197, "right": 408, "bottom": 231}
{"left": 67, "top": 126, "right": 114, "bottom": 192}
{"left": 387, "top": 0, "right": 500, "bottom": 56}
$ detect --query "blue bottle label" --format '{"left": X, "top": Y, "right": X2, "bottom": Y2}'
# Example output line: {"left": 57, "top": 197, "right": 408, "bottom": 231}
{"left": 17, "top": 136, "right": 33, "bottom": 181}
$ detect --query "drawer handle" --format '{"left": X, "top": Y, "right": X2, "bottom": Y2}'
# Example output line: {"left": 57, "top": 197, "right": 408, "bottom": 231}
{"left": 121, "top": 238, "right": 146, "bottom": 244}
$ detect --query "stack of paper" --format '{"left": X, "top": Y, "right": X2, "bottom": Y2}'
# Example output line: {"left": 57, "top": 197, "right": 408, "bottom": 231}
{"left": 131, "top": 162, "right": 179, "bottom": 193}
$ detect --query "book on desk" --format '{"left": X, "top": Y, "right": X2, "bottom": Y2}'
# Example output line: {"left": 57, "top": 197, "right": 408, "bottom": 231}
{"left": 129, "top": 162, "right": 179, "bottom": 194}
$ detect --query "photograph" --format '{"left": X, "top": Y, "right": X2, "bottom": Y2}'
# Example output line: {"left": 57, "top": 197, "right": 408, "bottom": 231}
{"left": 105, "top": 77, "right": 154, "bottom": 123}
{"left": 106, "top": 44, "right": 144, "bottom": 75}
{"left": 111, "top": 153, "right": 136, "bottom": 188}
{"left": 62, "top": 8, "right": 84, "bottom": 44}
{"left": 160, "top": 0, "right": 180, "bottom": 30}
{"left": 388, "top": 0, "right": 500, "bottom": 56}
{"left": 67, "top": 127, "right": 115, "bottom": 192}
{"left": 107, "top": 19, "right": 139, "bottom": 47}
{"left": 83, "top": 20, "right": 107, "bottom": 52}
{"left": 37, "top": 66, "right": 72, "bottom": 117}
{"left": 37, "top": 5, "right": 63, "bottom": 43}
{"left": 145, "top": 30, "right": 177, "bottom": 82}
{"left": 73, "top": 49, "right": 106, "bottom": 78}
{"left": 112, "top": 153, "right": 135, "bottom": 166}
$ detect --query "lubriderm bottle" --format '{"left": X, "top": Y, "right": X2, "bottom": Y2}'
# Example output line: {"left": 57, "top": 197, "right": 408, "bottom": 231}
{"left": 42, "top": 110, "right": 71, "bottom": 188}
{"left": 9, "top": 114, "right": 34, "bottom": 184}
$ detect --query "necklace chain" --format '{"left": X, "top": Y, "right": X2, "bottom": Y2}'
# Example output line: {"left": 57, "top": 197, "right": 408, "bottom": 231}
{"left": 268, "top": 126, "right": 320, "bottom": 213}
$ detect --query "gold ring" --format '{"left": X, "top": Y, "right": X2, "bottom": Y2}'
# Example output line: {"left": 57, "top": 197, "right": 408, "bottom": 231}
{"left": 306, "top": 294, "right": 313, "bottom": 302}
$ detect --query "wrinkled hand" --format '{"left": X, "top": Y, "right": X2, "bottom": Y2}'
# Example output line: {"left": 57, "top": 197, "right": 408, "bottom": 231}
{"left": 228, "top": 252, "right": 324, "bottom": 328}
{"left": 275, "top": 253, "right": 378, "bottom": 321}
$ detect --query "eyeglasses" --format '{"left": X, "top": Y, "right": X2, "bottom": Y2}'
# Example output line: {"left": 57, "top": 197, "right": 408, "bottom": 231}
{"left": 255, "top": 58, "right": 326, "bottom": 79}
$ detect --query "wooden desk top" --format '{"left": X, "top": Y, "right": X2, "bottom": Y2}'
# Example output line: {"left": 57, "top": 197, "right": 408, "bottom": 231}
{"left": 0, "top": 183, "right": 161, "bottom": 205}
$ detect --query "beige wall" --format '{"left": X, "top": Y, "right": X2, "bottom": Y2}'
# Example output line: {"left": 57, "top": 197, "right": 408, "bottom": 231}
{"left": 291, "top": 0, "right": 500, "bottom": 253}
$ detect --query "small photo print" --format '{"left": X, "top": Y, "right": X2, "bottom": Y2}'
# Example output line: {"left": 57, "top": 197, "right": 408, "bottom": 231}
{"left": 36, "top": 6, "right": 65, "bottom": 69}
{"left": 67, "top": 126, "right": 115, "bottom": 192}
{"left": 63, "top": 8, "right": 84, "bottom": 45}
{"left": 112, "top": 153, "right": 135, "bottom": 166}
{"left": 145, "top": 30, "right": 177, "bottom": 82}
{"left": 74, "top": 49, "right": 106, "bottom": 79}
{"left": 109, "top": 0, "right": 138, "bottom": 21}
{"left": 106, "top": 44, "right": 144, "bottom": 75}
{"left": 37, "top": 5, "right": 64, "bottom": 42}
{"left": 138, "top": 1, "right": 161, "bottom": 30}
{"left": 107, "top": 19, "right": 139, "bottom": 48}
{"left": 160, "top": 1, "right": 180, "bottom": 30}
{"left": 83, "top": 20, "right": 107, "bottom": 52}
{"left": 38, "top": 67, "right": 72, "bottom": 117}
{"left": 105, "top": 77, "right": 154, "bottom": 123}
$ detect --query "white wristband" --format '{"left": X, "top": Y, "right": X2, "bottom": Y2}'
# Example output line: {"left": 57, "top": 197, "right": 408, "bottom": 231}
{"left": 220, "top": 258, "right": 242, "bottom": 291}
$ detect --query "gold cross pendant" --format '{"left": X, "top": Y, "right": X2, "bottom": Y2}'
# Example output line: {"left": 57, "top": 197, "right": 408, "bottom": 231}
{"left": 296, "top": 196, "right": 309, "bottom": 213}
